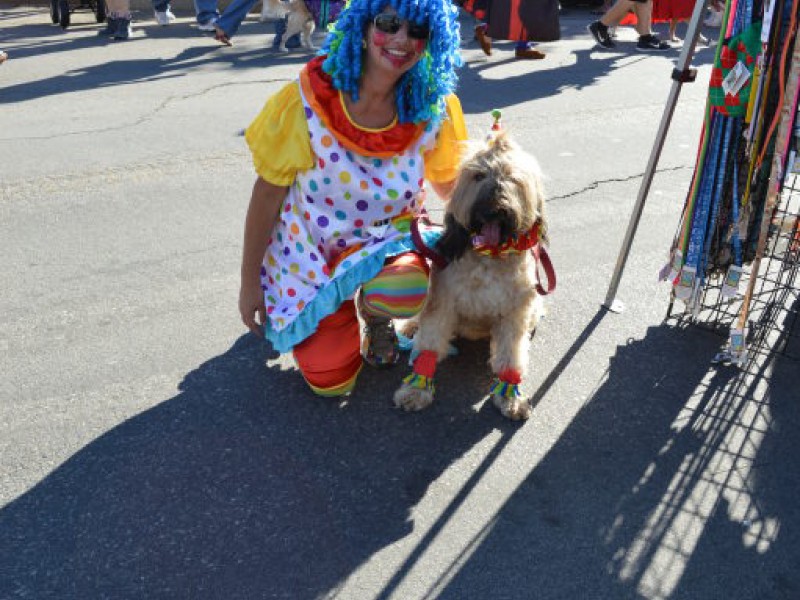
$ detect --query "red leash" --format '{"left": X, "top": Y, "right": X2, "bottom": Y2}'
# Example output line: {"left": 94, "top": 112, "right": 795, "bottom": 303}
{"left": 410, "top": 216, "right": 449, "bottom": 269}
{"left": 531, "top": 243, "right": 556, "bottom": 295}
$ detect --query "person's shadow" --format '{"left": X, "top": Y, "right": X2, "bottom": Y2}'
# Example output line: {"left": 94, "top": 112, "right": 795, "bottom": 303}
{"left": 0, "top": 333, "right": 516, "bottom": 599}
{"left": 0, "top": 21, "right": 311, "bottom": 105}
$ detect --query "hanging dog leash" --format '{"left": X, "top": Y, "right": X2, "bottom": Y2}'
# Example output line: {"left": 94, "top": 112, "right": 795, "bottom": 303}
{"left": 410, "top": 109, "right": 557, "bottom": 294}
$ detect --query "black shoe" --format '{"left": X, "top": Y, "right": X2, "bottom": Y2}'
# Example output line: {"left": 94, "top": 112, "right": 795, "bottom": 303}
{"left": 636, "top": 34, "right": 670, "bottom": 51}
{"left": 113, "top": 17, "right": 132, "bottom": 40}
{"left": 98, "top": 17, "right": 118, "bottom": 35}
{"left": 588, "top": 21, "right": 615, "bottom": 49}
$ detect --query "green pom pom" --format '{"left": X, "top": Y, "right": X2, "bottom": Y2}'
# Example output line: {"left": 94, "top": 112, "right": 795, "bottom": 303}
{"left": 491, "top": 109, "right": 502, "bottom": 121}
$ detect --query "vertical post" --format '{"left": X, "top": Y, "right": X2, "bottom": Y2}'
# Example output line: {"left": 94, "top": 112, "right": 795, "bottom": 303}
{"left": 603, "top": 0, "right": 710, "bottom": 312}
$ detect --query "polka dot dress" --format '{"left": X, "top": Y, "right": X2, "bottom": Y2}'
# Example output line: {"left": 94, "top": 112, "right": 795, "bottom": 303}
{"left": 261, "top": 84, "right": 440, "bottom": 334}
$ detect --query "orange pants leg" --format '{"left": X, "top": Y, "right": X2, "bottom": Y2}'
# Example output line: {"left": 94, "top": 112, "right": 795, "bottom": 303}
{"left": 292, "top": 300, "right": 362, "bottom": 397}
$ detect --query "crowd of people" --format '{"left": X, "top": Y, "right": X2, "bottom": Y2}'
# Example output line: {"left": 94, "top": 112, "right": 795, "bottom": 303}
{"left": 75, "top": 0, "right": 723, "bottom": 54}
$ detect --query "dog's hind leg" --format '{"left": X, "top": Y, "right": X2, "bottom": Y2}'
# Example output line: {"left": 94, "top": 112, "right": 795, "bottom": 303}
{"left": 301, "top": 19, "right": 315, "bottom": 49}
{"left": 488, "top": 310, "right": 532, "bottom": 420}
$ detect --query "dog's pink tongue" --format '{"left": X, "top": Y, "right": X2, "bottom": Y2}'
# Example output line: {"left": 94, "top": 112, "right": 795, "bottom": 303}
{"left": 479, "top": 222, "right": 500, "bottom": 246}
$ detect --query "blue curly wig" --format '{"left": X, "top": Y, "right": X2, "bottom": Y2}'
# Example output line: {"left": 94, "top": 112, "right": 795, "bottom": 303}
{"left": 320, "top": 0, "right": 461, "bottom": 126}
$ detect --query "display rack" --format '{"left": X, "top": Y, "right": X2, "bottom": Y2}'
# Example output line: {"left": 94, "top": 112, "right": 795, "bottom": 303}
{"left": 670, "top": 170, "right": 799, "bottom": 362}
{"left": 659, "top": 0, "right": 799, "bottom": 366}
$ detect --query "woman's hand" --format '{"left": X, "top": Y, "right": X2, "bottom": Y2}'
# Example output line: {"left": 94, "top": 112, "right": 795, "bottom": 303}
{"left": 239, "top": 276, "right": 267, "bottom": 337}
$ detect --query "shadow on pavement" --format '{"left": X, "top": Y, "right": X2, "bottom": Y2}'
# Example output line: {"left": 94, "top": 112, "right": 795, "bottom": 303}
{"left": 0, "top": 333, "right": 519, "bottom": 598}
{"left": 0, "top": 21, "right": 310, "bottom": 105}
{"left": 429, "top": 323, "right": 800, "bottom": 599}
{"left": 458, "top": 15, "right": 718, "bottom": 114}
{"left": 2, "top": 319, "right": 796, "bottom": 598}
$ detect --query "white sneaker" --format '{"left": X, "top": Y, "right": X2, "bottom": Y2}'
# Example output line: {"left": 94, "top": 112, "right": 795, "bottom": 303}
{"left": 154, "top": 9, "right": 176, "bottom": 25}
{"left": 197, "top": 18, "right": 218, "bottom": 31}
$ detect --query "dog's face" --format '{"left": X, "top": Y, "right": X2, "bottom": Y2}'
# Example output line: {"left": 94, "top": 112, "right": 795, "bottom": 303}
{"left": 437, "top": 132, "right": 546, "bottom": 262}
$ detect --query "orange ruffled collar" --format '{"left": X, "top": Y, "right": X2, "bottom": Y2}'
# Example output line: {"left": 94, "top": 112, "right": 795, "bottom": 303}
{"left": 299, "top": 56, "right": 425, "bottom": 158}
{"left": 471, "top": 223, "right": 542, "bottom": 258}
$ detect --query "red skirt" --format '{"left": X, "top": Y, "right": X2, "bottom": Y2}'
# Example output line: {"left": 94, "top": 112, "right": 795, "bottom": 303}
{"left": 463, "top": 0, "right": 561, "bottom": 42}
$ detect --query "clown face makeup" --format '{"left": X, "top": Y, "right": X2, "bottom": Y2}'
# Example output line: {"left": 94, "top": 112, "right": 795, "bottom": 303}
{"left": 365, "top": 8, "right": 427, "bottom": 74}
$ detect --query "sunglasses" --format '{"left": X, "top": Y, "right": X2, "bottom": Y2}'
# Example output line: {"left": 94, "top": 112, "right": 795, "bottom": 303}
{"left": 372, "top": 13, "right": 430, "bottom": 40}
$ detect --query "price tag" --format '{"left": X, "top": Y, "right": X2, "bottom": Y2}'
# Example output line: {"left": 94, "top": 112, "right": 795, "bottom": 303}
{"left": 722, "top": 62, "right": 752, "bottom": 98}
{"left": 721, "top": 265, "right": 743, "bottom": 299}
{"left": 674, "top": 265, "right": 696, "bottom": 302}
{"left": 729, "top": 328, "right": 748, "bottom": 365}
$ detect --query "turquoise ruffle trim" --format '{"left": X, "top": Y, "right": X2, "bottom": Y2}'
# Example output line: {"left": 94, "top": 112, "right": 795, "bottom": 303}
{"left": 264, "top": 229, "right": 442, "bottom": 353}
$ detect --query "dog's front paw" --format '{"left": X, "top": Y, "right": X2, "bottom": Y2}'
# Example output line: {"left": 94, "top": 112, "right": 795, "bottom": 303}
{"left": 492, "top": 394, "right": 531, "bottom": 421}
{"left": 394, "top": 384, "right": 434, "bottom": 412}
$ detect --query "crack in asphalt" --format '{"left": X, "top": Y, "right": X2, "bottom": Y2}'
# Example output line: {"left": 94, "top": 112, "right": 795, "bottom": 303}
{"left": 548, "top": 164, "right": 692, "bottom": 202}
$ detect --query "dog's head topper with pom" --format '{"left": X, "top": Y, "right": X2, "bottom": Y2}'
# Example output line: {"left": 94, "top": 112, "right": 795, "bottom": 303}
{"left": 486, "top": 108, "right": 502, "bottom": 141}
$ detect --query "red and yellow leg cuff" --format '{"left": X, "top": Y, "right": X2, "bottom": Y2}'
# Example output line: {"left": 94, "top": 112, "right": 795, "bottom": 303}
{"left": 489, "top": 369, "right": 522, "bottom": 399}
{"left": 305, "top": 364, "right": 362, "bottom": 397}
{"left": 403, "top": 350, "right": 438, "bottom": 393}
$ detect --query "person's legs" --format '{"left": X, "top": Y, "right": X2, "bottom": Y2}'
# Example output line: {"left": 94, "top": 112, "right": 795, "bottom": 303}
{"left": 214, "top": 0, "right": 258, "bottom": 40}
{"left": 271, "top": 16, "right": 301, "bottom": 49}
{"left": 630, "top": 0, "right": 652, "bottom": 36}
{"left": 359, "top": 252, "right": 429, "bottom": 367}
{"left": 588, "top": 0, "right": 636, "bottom": 48}
{"left": 152, "top": 0, "right": 175, "bottom": 24}
{"left": 633, "top": 0, "right": 669, "bottom": 50}
{"left": 194, "top": 0, "right": 219, "bottom": 26}
{"left": 360, "top": 253, "right": 429, "bottom": 319}
{"left": 292, "top": 300, "right": 363, "bottom": 397}
{"left": 107, "top": 0, "right": 132, "bottom": 39}
{"left": 669, "top": 18, "right": 678, "bottom": 41}
{"left": 599, "top": 0, "right": 637, "bottom": 27}
{"left": 514, "top": 40, "right": 546, "bottom": 59}
{"left": 271, "top": 15, "right": 286, "bottom": 48}
{"left": 474, "top": 22, "right": 492, "bottom": 55}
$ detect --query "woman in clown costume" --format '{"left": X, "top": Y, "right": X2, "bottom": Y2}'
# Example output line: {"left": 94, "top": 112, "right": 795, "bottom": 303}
{"left": 240, "top": 0, "right": 467, "bottom": 397}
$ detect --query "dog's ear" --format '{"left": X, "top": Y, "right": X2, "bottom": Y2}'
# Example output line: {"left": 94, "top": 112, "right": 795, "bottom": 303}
{"left": 436, "top": 213, "right": 472, "bottom": 262}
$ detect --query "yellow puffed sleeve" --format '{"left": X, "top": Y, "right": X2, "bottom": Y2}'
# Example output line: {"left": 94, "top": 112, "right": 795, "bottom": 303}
{"left": 424, "top": 94, "right": 468, "bottom": 184}
{"left": 245, "top": 82, "right": 315, "bottom": 186}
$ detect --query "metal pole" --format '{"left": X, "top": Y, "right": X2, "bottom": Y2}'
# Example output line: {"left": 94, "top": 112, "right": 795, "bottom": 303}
{"left": 603, "top": 0, "right": 710, "bottom": 312}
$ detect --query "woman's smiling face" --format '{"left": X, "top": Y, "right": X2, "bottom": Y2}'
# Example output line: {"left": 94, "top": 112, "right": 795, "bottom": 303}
{"left": 363, "top": 7, "right": 428, "bottom": 78}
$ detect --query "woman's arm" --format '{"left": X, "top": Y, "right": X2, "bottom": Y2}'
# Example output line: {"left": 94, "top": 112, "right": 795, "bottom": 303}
{"left": 239, "top": 176, "right": 289, "bottom": 336}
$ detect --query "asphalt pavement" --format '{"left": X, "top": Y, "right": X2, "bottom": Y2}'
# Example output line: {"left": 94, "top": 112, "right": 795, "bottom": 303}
{"left": 1, "top": 3, "right": 798, "bottom": 599}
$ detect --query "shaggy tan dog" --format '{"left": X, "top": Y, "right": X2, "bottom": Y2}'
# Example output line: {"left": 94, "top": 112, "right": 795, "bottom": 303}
{"left": 260, "top": 0, "right": 315, "bottom": 52}
{"left": 394, "top": 132, "right": 549, "bottom": 420}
